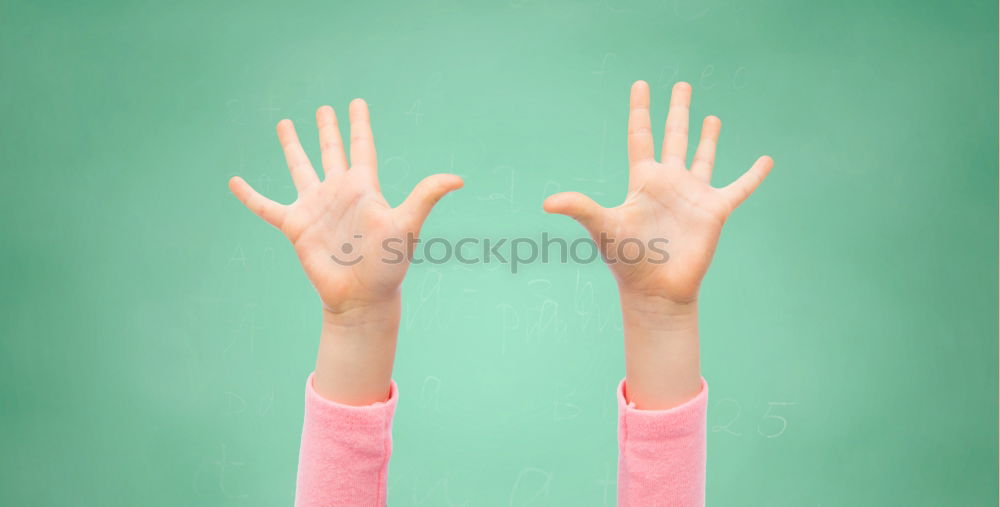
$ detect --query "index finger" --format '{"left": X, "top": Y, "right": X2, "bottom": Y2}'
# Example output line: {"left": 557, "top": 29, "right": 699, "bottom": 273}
{"left": 628, "top": 80, "right": 655, "bottom": 167}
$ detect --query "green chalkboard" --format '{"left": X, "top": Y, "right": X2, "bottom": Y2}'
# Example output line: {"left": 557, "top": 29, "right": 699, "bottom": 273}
{"left": 1, "top": 0, "right": 996, "bottom": 505}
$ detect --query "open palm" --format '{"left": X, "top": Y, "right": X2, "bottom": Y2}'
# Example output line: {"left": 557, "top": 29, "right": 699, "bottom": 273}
{"left": 229, "top": 99, "right": 462, "bottom": 313}
{"left": 544, "top": 81, "right": 772, "bottom": 303}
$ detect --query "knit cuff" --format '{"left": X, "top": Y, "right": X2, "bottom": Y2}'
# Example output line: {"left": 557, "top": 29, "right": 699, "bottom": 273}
{"left": 304, "top": 372, "right": 398, "bottom": 431}
{"left": 617, "top": 377, "right": 708, "bottom": 440}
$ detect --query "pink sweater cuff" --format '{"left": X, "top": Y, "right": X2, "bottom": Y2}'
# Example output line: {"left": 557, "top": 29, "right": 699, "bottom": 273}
{"left": 302, "top": 373, "right": 399, "bottom": 427}
{"left": 294, "top": 373, "right": 398, "bottom": 507}
{"left": 617, "top": 377, "right": 708, "bottom": 438}
{"left": 617, "top": 377, "right": 708, "bottom": 507}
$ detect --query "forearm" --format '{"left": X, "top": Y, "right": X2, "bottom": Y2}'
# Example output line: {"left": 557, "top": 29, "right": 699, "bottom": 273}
{"left": 314, "top": 294, "right": 401, "bottom": 406}
{"left": 617, "top": 292, "right": 707, "bottom": 506}
{"left": 620, "top": 291, "right": 701, "bottom": 410}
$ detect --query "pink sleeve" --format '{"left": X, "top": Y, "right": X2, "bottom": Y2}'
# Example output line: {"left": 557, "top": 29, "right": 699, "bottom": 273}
{"left": 617, "top": 377, "right": 708, "bottom": 506}
{"left": 294, "top": 373, "right": 397, "bottom": 507}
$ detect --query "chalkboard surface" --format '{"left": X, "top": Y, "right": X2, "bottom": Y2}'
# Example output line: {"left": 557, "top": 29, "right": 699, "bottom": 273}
{"left": 1, "top": 1, "right": 996, "bottom": 505}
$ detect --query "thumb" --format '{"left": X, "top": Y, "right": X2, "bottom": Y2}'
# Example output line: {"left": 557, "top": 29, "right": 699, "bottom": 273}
{"left": 543, "top": 191, "right": 604, "bottom": 233}
{"left": 398, "top": 173, "right": 464, "bottom": 232}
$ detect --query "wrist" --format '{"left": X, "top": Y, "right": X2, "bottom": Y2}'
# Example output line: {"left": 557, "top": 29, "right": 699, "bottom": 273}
{"left": 618, "top": 289, "right": 701, "bottom": 410}
{"left": 321, "top": 293, "right": 402, "bottom": 332}
{"left": 619, "top": 290, "right": 699, "bottom": 331}
{"left": 314, "top": 294, "right": 401, "bottom": 406}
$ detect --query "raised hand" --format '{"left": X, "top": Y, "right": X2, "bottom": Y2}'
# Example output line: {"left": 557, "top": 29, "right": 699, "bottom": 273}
{"left": 229, "top": 99, "right": 462, "bottom": 404}
{"left": 229, "top": 100, "right": 463, "bottom": 314}
{"left": 544, "top": 81, "right": 773, "bottom": 409}
{"left": 543, "top": 80, "right": 772, "bottom": 304}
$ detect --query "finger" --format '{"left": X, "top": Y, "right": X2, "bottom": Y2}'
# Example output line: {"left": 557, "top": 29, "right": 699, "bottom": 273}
{"left": 662, "top": 81, "right": 692, "bottom": 166}
{"left": 690, "top": 115, "right": 722, "bottom": 182}
{"left": 316, "top": 105, "right": 348, "bottom": 175}
{"left": 397, "top": 174, "right": 464, "bottom": 232}
{"left": 721, "top": 156, "right": 773, "bottom": 209}
{"left": 349, "top": 99, "right": 378, "bottom": 175}
{"left": 542, "top": 191, "right": 605, "bottom": 233}
{"left": 628, "top": 80, "right": 655, "bottom": 167}
{"left": 276, "top": 119, "right": 320, "bottom": 192}
{"left": 228, "top": 176, "right": 286, "bottom": 228}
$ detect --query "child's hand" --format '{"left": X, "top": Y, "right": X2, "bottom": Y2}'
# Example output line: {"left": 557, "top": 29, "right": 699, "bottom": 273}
{"left": 229, "top": 100, "right": 462, "bottom": 405}
{"left": 544, "top": 81, "right": 771, "bottom": 305}
{"left": 230, "top": 100, "right": 463, "bottom": 314}
{"left": 544, "top": 81, "right": 772, "bottom": 409}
